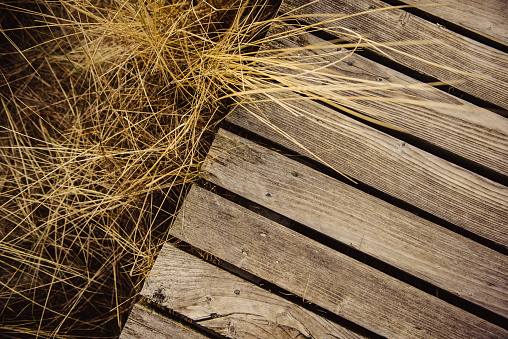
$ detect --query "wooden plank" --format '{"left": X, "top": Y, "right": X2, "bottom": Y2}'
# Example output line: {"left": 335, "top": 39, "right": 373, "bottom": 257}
{"left": 401, "top": 0, "right": 508, "bottom": 46}
{"left": 259, "top": 24, "right": 508, "bottom": 176}
{"left": 279, "top": 0, "right": 508, "bottom": 109}
{"left": 120, "top": 303, "right": 209, "bottom": 339}
{"left": 202, "top": 129, "right": 508, "bottom": 318}
{"left": 141, "top": 244, "right": 364, "bottom": 339}
{"left": 169, "top": 186, "right": 507, "bottom": 338}
{"left": 226, "top": 96, "right": 508, "bottom": 248}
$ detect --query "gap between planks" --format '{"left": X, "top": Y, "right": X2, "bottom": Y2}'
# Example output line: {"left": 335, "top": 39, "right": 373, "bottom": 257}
{"left": 400, "top": 0, "right": 508, "bottom": 46}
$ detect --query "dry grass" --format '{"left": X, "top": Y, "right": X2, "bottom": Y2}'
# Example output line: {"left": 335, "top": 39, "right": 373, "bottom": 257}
{"left": 0, "top": 1, "right": 278, "bottom": 337}
{"left": 0, "top": 0, "right": 457, "bottom": 337}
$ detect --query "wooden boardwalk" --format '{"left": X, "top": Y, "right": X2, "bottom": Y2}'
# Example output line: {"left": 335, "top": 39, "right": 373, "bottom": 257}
{"left": 121, "top": 1, "right": 508, "bottom": 338}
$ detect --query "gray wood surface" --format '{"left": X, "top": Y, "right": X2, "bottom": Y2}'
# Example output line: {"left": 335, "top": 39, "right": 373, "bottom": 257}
{"left": 259, "top": 24, "right": 508, "bottom": 176}
{"left": 169, "top": 186, "right": 507, "bottom": 338}
{"left": 120, "top": 303, "right": 209, "bottom": 339}
{"left": 141, "top": 244, "right": 364, "bottom": 339}
{"left": 401, "top": 0, "right": 508, "bottom": 46}
{"left": 226, "top": 95, "right": 508, "bottom": 248}
{"left": 202, "top": 129, "right": 508, "bottom": 318}
{"left": 279, "top": 0, "right": 508, "bottom": 109}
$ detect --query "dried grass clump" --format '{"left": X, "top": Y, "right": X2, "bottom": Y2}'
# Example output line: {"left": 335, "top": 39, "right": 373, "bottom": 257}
{"left": 0, "top": 0, "right": 276, "bottom": 337}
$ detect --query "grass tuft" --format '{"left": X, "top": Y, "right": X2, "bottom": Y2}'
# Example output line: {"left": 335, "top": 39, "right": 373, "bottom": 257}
{"left": 0, "top": 1, "right": 278, "bottom": 336}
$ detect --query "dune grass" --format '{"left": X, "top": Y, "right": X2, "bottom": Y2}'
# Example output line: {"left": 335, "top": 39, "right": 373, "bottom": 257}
{"left": 0, "top": 1, "right": 281, "bottom": 336}
{"left": 0, "top": 0, "right": 460, "bottom": 337}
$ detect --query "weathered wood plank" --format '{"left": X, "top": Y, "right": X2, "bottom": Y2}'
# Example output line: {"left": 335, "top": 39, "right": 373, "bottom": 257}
{"left": 141, "top": 244, "right": 364, "bottom": 339}
{"left": 120, "top": 303, "right": 209, "bottom": 339}
{"left": 401, "top": 0, "right": 508, "bottom": 46}
{"left": 170, "top": 186, "right": 507, "bottom": 338}
{"left": 202, "top": 129, "right": 508, "bottom": 318}
{"left": 260, "top": 24, "right": 508, "bottom": 176}
{"left": 226, "top": 96, "right": 508, "bottom": 248}
{"left": 279, "top": 0, "right": 508, "bottom": 109}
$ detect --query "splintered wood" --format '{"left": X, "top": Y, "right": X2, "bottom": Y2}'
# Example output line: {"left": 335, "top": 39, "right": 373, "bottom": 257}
{"left": 141, "top": 243, "right": 363, "bottom": 338}
{"left": 120, "top": 303, "right": 209, "bottom": 339}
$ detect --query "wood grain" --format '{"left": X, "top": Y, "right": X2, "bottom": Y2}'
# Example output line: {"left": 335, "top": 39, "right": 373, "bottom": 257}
{"left": 120, "top": 303, "right": 209, "bottom": 339}
{"left": 202, "top": 129, "right": 508, "bottom": 318}
{"left": 401, "top": 0, "right": 508, "bottom": 46}
{"left": 169, "top": 186, "right": 507, "bottom": 338}
{"left": 260, "top": 24, "right": 508, "bottom": 176}
{"left": 141, "top": 244, "right": 364, "bottom": 339}
{"left": 226, "top": 95, "right": 508, "bottom": 248}
{"left": 279, "top": 0, "right": 508, "bottom": 109}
